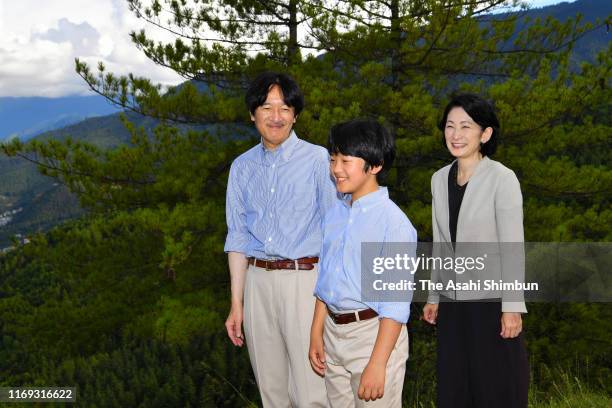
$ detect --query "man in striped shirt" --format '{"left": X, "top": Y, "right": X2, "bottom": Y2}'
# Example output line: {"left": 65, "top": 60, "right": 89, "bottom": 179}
{"left": 224, "top": 72, "right": 337, "bottom": 407}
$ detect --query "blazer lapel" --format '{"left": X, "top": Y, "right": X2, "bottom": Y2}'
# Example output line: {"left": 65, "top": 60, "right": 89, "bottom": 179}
{"left": 456, "top": 156, "right": 491, "bottom": 241}
{"left": 438, "top": 164, "right": 452, "bottom": 243}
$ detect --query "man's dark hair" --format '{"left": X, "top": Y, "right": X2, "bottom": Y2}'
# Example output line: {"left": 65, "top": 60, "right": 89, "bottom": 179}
{"left": 245, "top": 72, "right": 304, "bottom": 115}
{"left": 438, "top": 93, "right": 499, "bottom": 157}
{"left": 328, "top": 119, "right": 395, "bottom": 176}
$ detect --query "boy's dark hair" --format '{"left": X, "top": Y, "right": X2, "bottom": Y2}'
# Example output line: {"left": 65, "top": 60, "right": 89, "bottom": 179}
{"left": 438, "top": 93, "right": 499, "bottom": 157}
{"left": 328, "top": 119, "right": 395, "bottom": 175}
{"left": 245, "top": 72, "right": 304, "bottom": 115}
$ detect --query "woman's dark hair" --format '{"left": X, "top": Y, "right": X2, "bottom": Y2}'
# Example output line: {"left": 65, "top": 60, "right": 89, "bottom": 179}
{"left": 438, "top": 93, "right": 499, "bottom": 157}
{"left": 328, "top": 119, "right": 395, "bottom": 176}
{"left": 245, "top": 72, "right": 304, "bottom": 115}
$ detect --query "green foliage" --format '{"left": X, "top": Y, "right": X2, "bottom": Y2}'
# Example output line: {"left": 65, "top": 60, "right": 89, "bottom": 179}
{"left": 529, "top": 367, "right": 612, "bottom": 408}
{"left": 1, "top": 0, "right": 610, "bottom": 406}
{"left": 0, "top": 112, "right": 142, "bottom": 246}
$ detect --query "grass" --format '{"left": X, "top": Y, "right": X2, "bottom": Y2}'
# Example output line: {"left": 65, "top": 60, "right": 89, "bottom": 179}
{"left": 403, "top": 366, "right": 611, "bottom": 408}
{"left": 529, "top": 369, "right": 611, "bottom": 408}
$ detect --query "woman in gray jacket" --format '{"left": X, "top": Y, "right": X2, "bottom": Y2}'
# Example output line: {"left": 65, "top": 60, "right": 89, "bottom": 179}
{"left": 423, "top": 94, "right": 529, "bottom": 408}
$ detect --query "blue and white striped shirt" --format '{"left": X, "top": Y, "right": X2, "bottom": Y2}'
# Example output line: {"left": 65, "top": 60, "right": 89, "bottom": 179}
{"left": 314, "top": 187, "right": 417, "bottom": 323}
{"left": 224, "top": 131, "right": 339, "bottom": 259}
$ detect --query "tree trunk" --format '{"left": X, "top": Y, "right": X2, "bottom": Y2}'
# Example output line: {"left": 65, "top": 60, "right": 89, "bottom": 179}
{"left": 390, "top": 0, "right": 401, "bottom": 90}
{"left": 288, "top": 0, "right": 299, "bottom": 64}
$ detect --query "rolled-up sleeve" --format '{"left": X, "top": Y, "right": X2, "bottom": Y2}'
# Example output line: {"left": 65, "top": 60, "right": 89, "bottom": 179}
{"left": 376, "top": 224, "right": 417, "bottom": 324}
{"left": 315, "top": 151, "right": 339, "bottom": 220}
{"left": 224, "top": 162, "right": 251, "bottom": 253}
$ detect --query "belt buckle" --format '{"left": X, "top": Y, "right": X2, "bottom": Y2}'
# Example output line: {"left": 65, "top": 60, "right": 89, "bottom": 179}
{"left": 331, "top": 312, "right": 339, "bottom": 324}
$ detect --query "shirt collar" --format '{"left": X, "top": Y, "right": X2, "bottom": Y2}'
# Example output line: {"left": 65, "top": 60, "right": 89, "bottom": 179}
{"left": 259, "top": 130, "right": 300, "bottom": 164}
{"left": 341, "top": 187, "right": 389, "bottom": 211}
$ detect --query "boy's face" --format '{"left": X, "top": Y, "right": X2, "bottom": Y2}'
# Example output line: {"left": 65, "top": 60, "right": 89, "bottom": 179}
{"left": 330, "top": 153, "right": 380, "bottom": 199}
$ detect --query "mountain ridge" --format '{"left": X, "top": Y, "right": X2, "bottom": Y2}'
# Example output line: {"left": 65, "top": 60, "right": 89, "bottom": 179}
{"left": 0, "top": 0, "right": 609, "bottom": 246}
{"left": 0, "top": 95, "right": 121, "bottom": 141}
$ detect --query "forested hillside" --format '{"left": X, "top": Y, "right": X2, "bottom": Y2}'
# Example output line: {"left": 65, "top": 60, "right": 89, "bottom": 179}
{"left": 0, "top": 113, "right": 147, "bottom": 246}
{"left": 0, "top": 0, "right": 610, "bottom": 406}
{"left": 0, "top": 95, "right": 119, "bottom": 141}
{"left": 1, "top": 0, "right": 610, "bottom": 248}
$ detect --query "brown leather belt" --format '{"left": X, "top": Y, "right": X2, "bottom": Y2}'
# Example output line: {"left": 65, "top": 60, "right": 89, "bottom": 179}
{"left": 328, "top": 308, "right": 379, "bottom": 324}
{"left": 248, "top": 256, "right": 319, "bottom": 270}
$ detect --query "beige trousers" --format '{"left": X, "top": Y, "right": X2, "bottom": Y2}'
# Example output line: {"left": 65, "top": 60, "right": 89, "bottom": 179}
{"left": 243, "top": 264, "right": 328, "bottom": 408}
{"left": 323, "top": 315, "right": 409, "bottom": 407}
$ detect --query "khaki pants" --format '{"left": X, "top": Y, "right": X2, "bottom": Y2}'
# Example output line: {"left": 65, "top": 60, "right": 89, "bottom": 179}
{"left": 243, "top": 264, "right": 328, "bottom": 408}
{"left": 323, "top": 315, "right": 409, "bottom": 407}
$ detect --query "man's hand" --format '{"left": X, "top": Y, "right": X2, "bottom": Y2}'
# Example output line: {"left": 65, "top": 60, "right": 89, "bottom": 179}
{"left": 358, "top": 361, "right": 386, "bottom": 401}
{"left": 500, "top": 312, "right": 522, "bottom": 339}
{"left": 309, "top": 333, "right": 326, "bottom": 376}
{"left": 225, "top": 303, "right": 244, "bottom": 347}
{"left": 226, "top": 252, "right": 248, "bottom": 347}
{"left": 422, "top": 303, "right": 439, "bottom": 325}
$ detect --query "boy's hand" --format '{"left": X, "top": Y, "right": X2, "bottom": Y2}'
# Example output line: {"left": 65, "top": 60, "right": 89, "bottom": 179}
{"left": 358, "top": 361, "right": 386, "bottom": 401}
{"left": 309, "top": 334, "right": 326, "bottom": 376}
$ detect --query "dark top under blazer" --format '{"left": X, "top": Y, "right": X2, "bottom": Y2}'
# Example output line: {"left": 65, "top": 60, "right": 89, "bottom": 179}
{"left": 448, "top": 161, "right": 467, "bottom": 244}
{"left": 428, "top": 156, "right": 527, "bottom": 313}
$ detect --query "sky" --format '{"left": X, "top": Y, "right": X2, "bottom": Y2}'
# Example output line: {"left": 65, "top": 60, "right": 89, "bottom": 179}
{"left": 0, "top": 0, "right": 572, "bottom": 98}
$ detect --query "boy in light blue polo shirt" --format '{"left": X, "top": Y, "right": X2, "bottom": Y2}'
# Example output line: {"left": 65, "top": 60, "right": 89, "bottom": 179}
{"left": 309, "top": 119, "right": 417, "bottom": 407}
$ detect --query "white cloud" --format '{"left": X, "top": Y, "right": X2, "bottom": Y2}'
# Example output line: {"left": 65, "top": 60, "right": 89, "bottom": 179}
{"left": 0, "top": 0, "right": 183, "bottom": 97}
{"left": 529, "top": 0, "right": 573, "bottom": 6}
{"left": 0, "top": 0, "right": 572, "bottom": 97}
{"left": 33, "top": 18, "right": 100, "bottom": 57}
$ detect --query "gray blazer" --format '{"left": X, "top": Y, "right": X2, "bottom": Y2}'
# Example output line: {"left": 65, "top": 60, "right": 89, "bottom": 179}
{"left": 427, "top": 156, "right": 527, "bottom": 313}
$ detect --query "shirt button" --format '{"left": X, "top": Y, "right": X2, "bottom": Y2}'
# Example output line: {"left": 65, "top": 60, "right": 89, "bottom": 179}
{"left": 271, "top": 188, "right": 275, "bottom": 193}
{"left": 349, "top": 219, "right": 353, "bottom": 224}
{"left": 268, "top": 237, "right": 272, "bottom": 242}
{"left": 272, "top": 164, "right": 275, "bottom": 168}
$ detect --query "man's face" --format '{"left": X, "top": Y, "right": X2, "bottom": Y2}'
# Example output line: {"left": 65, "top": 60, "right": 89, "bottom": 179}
{"left": 251, "top": 84, "right": 296, "bottom": 150}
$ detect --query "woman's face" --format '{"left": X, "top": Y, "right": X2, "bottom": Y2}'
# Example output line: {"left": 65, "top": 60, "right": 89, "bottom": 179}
{"left": 444, "top": 107, "right": 491, "bottom": 161}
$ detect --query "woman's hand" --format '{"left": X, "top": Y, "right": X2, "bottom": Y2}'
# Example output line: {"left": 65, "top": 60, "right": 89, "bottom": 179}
{"left": 422, "top": 303, "right": 439, "bottom": 325}
{"left": 500, "top": 312, "right": 522, "bottom": 338}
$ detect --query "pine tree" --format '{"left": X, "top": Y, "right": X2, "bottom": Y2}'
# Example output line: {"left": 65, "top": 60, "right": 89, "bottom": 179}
{"left": 1, "top": 0, "right": 610, "bottom": 405}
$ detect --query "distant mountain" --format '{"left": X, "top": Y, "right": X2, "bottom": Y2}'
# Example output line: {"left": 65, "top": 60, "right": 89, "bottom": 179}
{"left": 0, "top": 112, "right": 147, "bottom": 246}
{"left": 506, "top": 0, "right": 612, "bottom": 66}
{"left": 526, "top": 0, "right": 609, "bottom": 28}
{"left": 0, "top": 111, "right": 244, "bottom": 246}
{"left": 0, "top": 0, "right": 609, "bottom": 246}
{"left": 0, "top": 95, "right": 121, "bottom": 141}
{"left": 11, "top": 113, "right": 98, "bottom": 141}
